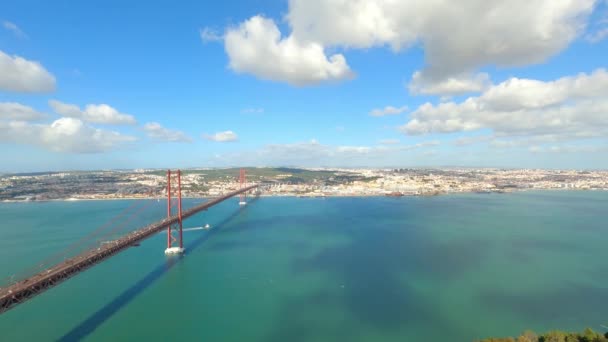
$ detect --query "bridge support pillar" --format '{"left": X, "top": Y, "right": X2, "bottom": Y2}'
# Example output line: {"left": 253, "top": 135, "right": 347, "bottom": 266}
{"left": 165, "top": 169, "right": 185, "bottom": 255}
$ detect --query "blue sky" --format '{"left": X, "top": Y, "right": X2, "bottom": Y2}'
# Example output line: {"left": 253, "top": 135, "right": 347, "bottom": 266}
{"left": 1, "top": 0, "right": 607, "bottom": 172}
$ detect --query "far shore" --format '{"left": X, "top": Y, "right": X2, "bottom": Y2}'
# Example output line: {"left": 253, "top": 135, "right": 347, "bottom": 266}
{"left": 2, "top": 188, "right": 606, "bottom": 204}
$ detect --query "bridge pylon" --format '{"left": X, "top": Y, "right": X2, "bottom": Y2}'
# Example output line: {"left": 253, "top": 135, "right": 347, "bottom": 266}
{"left": 239, "top": 168, "right": 247, "bottom": 206}
{"left": 165, "top": 169, "right": 184, "bottom": 255}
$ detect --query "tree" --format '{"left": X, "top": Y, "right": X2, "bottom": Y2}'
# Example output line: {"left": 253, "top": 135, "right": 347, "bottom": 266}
{"left": 541, "top": 331, "right": 567, "bottom": 342}
{"left": 517, "top": 331, "right": 538, "bottom": 342}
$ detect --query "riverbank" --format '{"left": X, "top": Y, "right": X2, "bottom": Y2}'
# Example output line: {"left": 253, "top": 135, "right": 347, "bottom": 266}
{"left": 2, "top": 187, "right": 607, "bottom": 203}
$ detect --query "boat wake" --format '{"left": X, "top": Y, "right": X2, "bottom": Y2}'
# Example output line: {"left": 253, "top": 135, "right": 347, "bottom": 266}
{"left": 182, "top": 227, "right": 206, "bottom": 232}
{"left": 157, "top": 225, "right": 211, "bottom": 234}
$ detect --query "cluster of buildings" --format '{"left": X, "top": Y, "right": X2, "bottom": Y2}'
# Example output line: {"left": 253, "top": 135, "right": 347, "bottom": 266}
{"left": 263, "top": 168, "right": 608, "bottom": 197}
{"left": 1, "top": 168, "right": 607, "bottom": 201}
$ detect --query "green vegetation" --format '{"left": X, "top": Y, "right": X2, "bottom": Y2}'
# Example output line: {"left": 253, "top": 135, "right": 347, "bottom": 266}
{"left": 184, "top": 183, "right": 209, "bottom": 192}
{"left": 144, "top": 167, "right": 357, "bottom": 183}
{"left": 478, "top": 328, "right": 608, "bottom": 342}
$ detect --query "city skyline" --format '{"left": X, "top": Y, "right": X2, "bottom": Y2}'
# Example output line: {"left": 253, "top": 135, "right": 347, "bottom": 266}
{"left": 1, "top": 0, "right": 608, "bottom": 172}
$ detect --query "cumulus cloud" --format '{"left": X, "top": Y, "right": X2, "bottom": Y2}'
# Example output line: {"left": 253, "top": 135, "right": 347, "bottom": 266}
{"left": 203, "top": 130, "right": 238, "bottom": 142}
{"left": 0, "top": 102, "right": 46, "bottom": 121}
{"left": 3, "top": 21, "right": 27, "bottom": 38}
{"left": 290, "top": 0, "right": 594, "bottom": 85}
{"left": 49, "top": 100, "right": 136, "bottom": 125}
{"left": 221, "top": 1, "right": 595, "bottom": 90}
{"left": 0, "top": 50, "right": 56, "bottom": 93}
{"left": 402, "top": 69, "right": 608, "bottom": 140}
{"left": 370, "top": 105, "right": 408, "bottom": 117}
{"left": 409, "top": 72, "right": 492, "bottom": 95}
{"left": 224, "top": 15, "right": 353, "bottom": 86}
{"left": 0, "top": 117, "right": 136, "bottom": 153}
{"left": 143, "top": 122, "right": 192, "bottom": 142}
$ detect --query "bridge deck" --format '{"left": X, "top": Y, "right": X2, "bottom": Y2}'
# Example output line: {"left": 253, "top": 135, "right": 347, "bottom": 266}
{"left": 0, "top": 185, "right": 258, "bottom": 315}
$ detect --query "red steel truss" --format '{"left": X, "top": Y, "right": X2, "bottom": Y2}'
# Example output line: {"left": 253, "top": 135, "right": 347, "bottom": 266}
{"left": 0, "top": 184, "right": 258, "bottom": 315}
{"left": 166, "top": 170, "right": 184, "bottom": 250}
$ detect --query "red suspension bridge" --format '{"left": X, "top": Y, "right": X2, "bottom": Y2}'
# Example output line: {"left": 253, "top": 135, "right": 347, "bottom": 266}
{"left": 0, "top": 169, "right": 258, "bottom": 315}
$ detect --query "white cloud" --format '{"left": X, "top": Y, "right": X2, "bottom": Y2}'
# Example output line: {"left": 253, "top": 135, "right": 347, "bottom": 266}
{"left": 490, "top": 140, "right": 529, "bottom": 149}
{"left": 0, "top": 50, "right": 55, "bottom": 93}
{"left": 203, "top": 130, "right": 238, "bottom": 142}
{"left": 370, "top": 105, "right": 408, "bottom": 117}
{"left": 481, "top": 70, "right": 608, "bottom": 110}
{"left": 0, "top": 117, "right": 136, "bottom": 153}
{"left": 452, "top": 135, "right": 493, "bottom": 146}
{"left": 0, "top": 102, "right": 46, "bottom": 121}
{"left": 406, "top": 140, "right": 441, "bottom": 149}
{"left": 2, "top": 21, "right": 27, "bottom": 38}
{"left": 409, "top": 72, "right": 491, "bottom": 96}
{"left": 402, "top": 69, "right": 608, "bottom": 140}
{"left": 452, "top": 134, "right": 604, "bottom": 151}
{"left": 49, "top": 100, "right": 81, "bottom": 117}
{"left": 241, "top": 107, "right": 264, "bottom": 114}
{"left": 529, "top": 144, "right": 608, "bottom": 153}
{"left": 49, "top": 100, "right": 136, "bottom": 125}
{"left": 290, "top": 0, "right": 594, "bottom": 82}
{"left": 200, "top": 27, "right": 223, "bottom": 42}
{"left": 337, "top": 146, "right": 372, "bottom": 153}
{"left": 224, "top": 15, "right": 354, "bottom": 86}
{"left": 211, "top": 139, "right": 439, "bottom": 166}
{"left": 82, "top": 105, "right": 136, "bottom": 125}
{"left": 222, "top": 1, "right": 595, "bottom": 87}
{"left": 143, "top": 122, "right": 192, "bottom": 143}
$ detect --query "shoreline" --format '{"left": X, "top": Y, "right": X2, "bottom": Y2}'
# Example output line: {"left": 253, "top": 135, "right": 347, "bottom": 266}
{"left": 2, "top": 188, "right": 607, "bottom": 203}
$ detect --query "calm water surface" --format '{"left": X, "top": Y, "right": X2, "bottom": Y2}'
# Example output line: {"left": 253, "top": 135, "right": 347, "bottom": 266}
{"left": 0, "top": 191, "right": 607, "bottom": 341}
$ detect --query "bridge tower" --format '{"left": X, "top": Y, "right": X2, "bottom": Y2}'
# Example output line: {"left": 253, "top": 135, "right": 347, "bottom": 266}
{"left": 165, "top": 169, "right": 184, "bottom": 255}
{"left": 239, "top": 168, "right": 247, "bottom": 206}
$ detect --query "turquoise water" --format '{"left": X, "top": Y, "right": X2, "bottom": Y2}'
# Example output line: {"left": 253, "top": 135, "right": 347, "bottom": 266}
{"left": 0, "top": 192, "right": 607, "bottom": 341}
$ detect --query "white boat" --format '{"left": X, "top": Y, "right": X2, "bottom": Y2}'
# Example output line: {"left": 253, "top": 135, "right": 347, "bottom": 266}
{"left": 204, "top": 224, "right": 211, "bottom": 229}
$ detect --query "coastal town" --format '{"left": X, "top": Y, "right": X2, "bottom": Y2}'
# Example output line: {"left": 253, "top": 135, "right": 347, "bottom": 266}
{"left": 1, "top": 167, "right": 607, "bottom": 201}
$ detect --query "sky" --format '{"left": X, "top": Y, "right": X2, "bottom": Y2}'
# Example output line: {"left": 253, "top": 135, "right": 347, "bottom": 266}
{"left": 1, "top": 0, "right": 607, "bottom": 172}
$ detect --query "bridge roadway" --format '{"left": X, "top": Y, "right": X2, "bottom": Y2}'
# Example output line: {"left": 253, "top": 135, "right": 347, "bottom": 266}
{"left": 0, "top": 184, "right": 258, "bottom": 315}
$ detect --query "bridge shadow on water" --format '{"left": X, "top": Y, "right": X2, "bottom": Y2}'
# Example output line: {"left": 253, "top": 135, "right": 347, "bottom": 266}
{"left": 58, "top": 198, "right": 258, "bottom": 342}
